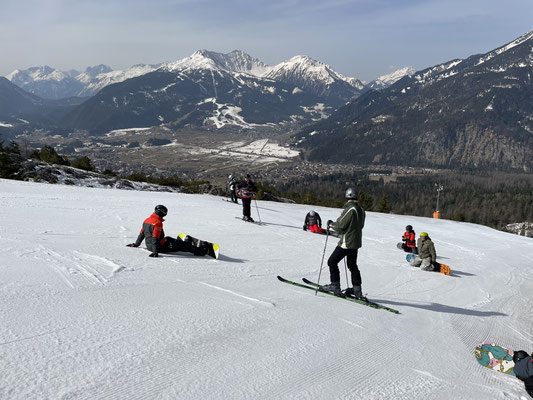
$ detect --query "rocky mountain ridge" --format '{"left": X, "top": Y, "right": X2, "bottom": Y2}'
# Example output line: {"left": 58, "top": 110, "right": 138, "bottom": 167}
{"left": 295, "top": 30, "right": 533, "bottom": 171}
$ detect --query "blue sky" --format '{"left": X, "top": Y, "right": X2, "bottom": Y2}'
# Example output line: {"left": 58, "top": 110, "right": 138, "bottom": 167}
{"left": 1, "top": 0, "right": 532, "bottom": 81}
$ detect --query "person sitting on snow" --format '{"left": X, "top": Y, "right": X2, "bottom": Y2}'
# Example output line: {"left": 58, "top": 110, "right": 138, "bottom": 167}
{"left": 126, "top": 205, "right": 207, "bottom": 257}
{"left": 408, "top": 232, "right": 440, "bottom": 271}
{"left": 303, "top": 210, "right": 327, "bottom": 234}
{"left": 401, "top": 225, "right": 418, "bottom": 254}
{"left": 513, "top": 350, "right": 533, "bottom": 398}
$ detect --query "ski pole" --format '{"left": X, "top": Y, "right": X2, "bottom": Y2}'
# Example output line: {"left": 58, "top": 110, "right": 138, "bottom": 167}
{"left": 254, "top": 199, "right": 262, "bottom": 223}
{"left": 343, "top": 258, "right": 349, "bottom": 290}
{"left": 315, "top": 231, "right": 330, "bottom": 295}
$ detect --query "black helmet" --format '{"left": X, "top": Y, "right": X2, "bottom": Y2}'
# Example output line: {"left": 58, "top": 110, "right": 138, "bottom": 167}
{"left": 513, "top": 350, "right": 530, "bottom": 364}
{"left": 406, "top": 225, "right": 413, "bottom": 231}
{"left": 345, "top": 187, "right": 357, "bottom": 199}
{"left": 154, "top": 204, "right": 168, "bottom": 218}
{"left": 245, "top": 174, "right": 251, "bottom": 179}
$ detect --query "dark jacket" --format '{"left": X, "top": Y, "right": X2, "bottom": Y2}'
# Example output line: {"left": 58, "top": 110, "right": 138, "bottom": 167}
{"left": 330, "top": 200, "right": 365, "bottom": 249}
{"left": 515, "top": 356, "right": 533, "bottom": 381}
{"left": 304, "top": 212, "right": 322, "bottom": 228}
{"left": 134, "top": 213, "right": 165, "bottom": 252}
{"left": 416, "top": 237, "right": 437, "bottom": 262}
{"left": 237, "top": 179, "right": 257, "bottom": 199}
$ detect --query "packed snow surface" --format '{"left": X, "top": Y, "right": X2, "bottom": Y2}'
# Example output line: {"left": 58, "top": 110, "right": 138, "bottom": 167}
{"left": 1, "top": 179, "right": 533, "bottom": 399}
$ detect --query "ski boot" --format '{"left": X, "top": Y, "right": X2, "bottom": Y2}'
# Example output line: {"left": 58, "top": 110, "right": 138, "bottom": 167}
{"left": 319, "top": 282, "right": 341, "bottom": 296}
{"left": 345, "top": 285, "right": 368, "bottom": 302}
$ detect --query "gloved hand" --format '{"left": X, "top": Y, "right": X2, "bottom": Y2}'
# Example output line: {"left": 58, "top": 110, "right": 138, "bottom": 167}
{"left": 126, "top": 243, "right": 138, "bottom": 247}
{"left": 303, "top": 225, "right": 307, "bottom": 231}
{"left": 149, "top": 252, "right": 159, "bottom": 258}
{"left": 327, "top": 220, "right": 333, "bottom": 227}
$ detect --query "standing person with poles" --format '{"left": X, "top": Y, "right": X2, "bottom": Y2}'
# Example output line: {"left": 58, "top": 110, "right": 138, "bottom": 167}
{"left": 228, "top": 174, "right": 238, "bottom": 204}
{"left": 319, "top": 188, "right": 366, "bottom": 299}
{"left": 237, "top": 174, "right": 257, "bottom": 222}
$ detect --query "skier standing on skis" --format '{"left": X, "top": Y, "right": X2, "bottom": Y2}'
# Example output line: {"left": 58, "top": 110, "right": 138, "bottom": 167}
{"left": 409, "top": 232, "right": 439, "bottom": 271}
{"left": 228, "top": 174, "right": 238, "bottom": 204}
{"left": 320, "top": 188, "right": 366, "bottom": 298}
{"left": 126, "top": 205, "right": 207, "bottom": 257}
{"left": 513, "top": 351, "right": 533, "bottom": 398}
{"left": 237, "top": 174, "right": 257, "bottom": 222}
{"left": 401, "top": 225, "right": 418, "bottom": 254}
{"left": 303, "top": 210, "right": 327, "bottom": 234}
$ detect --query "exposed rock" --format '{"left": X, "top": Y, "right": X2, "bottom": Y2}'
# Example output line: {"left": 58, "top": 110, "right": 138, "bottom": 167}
{"left": 504, "top": 222, "right": 533, "bottom": 238}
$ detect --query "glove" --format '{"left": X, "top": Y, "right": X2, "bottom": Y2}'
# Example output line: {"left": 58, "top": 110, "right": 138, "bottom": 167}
{"left": 303, "top": 225, "right": 307, "bottom": 231}
{"left": 327, "top": 220, "right": 333, "bottom": 227}
{"left": 126, "top": 243, "right": 138, "bottom": 247}
{"left": 149, "top": 252, "right": 159, "bottom": 258}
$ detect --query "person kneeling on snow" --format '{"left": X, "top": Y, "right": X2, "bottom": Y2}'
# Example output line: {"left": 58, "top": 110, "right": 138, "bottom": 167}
{"left": 513, "top": 351, "right": 533, "bottom": 398}
{"left": 303, "top": 210, "right": 326, "bottom": 234}
{"left": 126, "top": 205, "right": 207, "bottom": 258}
{"left": 409, "top": 232, "right": 440, "bottom": 271}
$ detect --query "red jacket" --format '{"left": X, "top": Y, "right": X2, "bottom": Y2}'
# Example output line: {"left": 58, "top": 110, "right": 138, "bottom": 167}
{"left": 402, "top": 231, "right": 416, "bottom": 247}
{"left": 134, "top": 213, "right": 166, "bottom": 252}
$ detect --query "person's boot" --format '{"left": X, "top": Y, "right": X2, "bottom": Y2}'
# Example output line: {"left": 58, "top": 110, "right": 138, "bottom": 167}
{"left": 345, "top": 285, "right": 367, "bottom": 301}
{"left": 319, "top": 282, "right": 341, "bottom": 296}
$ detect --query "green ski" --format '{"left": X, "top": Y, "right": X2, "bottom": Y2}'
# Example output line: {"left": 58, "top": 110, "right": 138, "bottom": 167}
{"left": 277, "top": 276, "right": 399, "bottom": 314}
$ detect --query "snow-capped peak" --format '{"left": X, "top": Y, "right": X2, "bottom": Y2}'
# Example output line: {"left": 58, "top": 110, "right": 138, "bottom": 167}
{"left": 163, "top": 50, "right": 270, "bottom": 75}
{"left": 84, "top": 64, "right": 113, "bottom": 77}
{"left": 368, "top": 66, "right": 416, "bottom": 89}
{"left": 263, "top": 55, "right": 365, "bottom": 91}
{"left": 7, "top": 66, "right": 71, "bottom": 84}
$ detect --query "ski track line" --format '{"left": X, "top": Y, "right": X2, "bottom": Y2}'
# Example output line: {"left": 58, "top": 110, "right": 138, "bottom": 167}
{"left": 197, "top": 282, "right": 276, "bottom": 307}
{"left": 36, "top": 246, "right": 108, "bottom": 288}
{"left": 72, "top": 251, "right": 126, "bottom": 276}
{"left": 0, "top": 327, "right": 66, "bottom": 347}
{"left": 35, "top": 246, "right": 75, "bottom": 289}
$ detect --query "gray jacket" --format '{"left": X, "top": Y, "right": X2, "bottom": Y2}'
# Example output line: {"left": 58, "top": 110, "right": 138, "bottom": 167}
{"left": 417, "top": 237, "right": 437, "bottom": 262}
{"left": 330, "top": 200, "right": 365, "bottom": 249}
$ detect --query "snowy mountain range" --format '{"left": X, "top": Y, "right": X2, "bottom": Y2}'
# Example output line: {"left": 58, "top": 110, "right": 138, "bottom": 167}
{"left": 6, "top": 63, "right": 161, "bottom": 100}
{"left": 58, "top": 50, "right": 371, "bottom": 133}
{"left": 3, "top": 50, "right": 415, "bottom": 133}
{"left": 296, "top": 29, "right": 533, "bottom": 171}
{"left": 6, "top": 51, "right": 405, "bottom": 102}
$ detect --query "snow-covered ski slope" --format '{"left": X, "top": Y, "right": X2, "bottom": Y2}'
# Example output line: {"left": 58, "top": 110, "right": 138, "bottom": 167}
{"left": 1, "top": 178, "right": 532, "bottom": 400}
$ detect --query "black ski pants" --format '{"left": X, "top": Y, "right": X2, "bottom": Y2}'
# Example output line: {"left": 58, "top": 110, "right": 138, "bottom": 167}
{"left": 242, "top": 198, "right": 252, "bottom": 218}
{"left": 162, "top": 237, "right": 206, "bottom": 256}
{"left": 327, "top": 246, "right": 361, "bottom": 286}
{"left": 230, "top": 189, "right": 238, "bottom": 204}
